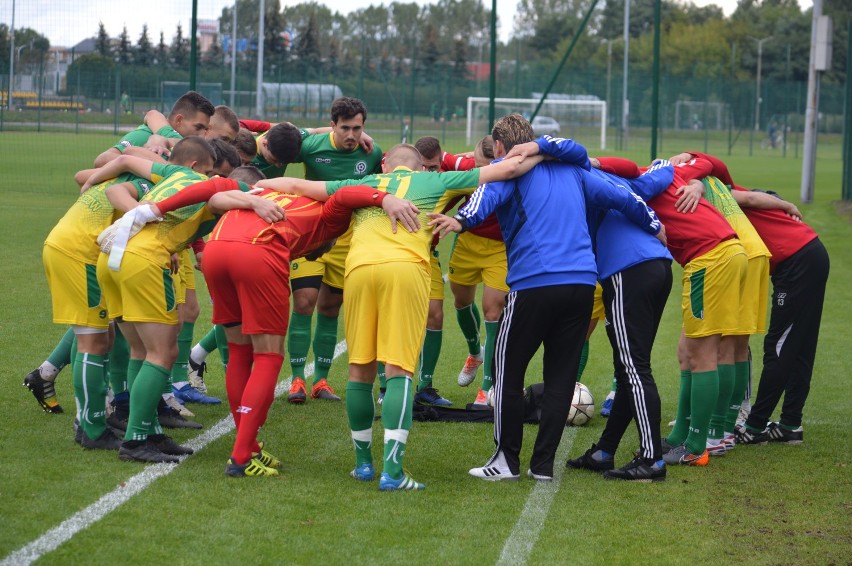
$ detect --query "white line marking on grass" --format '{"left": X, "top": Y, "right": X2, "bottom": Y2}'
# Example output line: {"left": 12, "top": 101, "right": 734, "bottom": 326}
{"left": 1, "top": 341, "right": 348, "bottom": 566}
{"left": 496, "top": 426, "right": 578, "bottom": 566}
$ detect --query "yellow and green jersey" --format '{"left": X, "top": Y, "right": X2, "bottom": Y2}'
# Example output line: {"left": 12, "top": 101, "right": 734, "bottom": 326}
{"left": 127, "top": 164, "right": 211, "bottom": 268}
{"left": 325, "top": 166, "right": 480, "bottom": 273}
{"left": 44, "top": 174, "right": 153, "bottom": 263}
{"left": 702, "top": 175, "right": 770, "bottom": 259}
{"left": 113, "top": 124, "right": 181, "bottom": 153}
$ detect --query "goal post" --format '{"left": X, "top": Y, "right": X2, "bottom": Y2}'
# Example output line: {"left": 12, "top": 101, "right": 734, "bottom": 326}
{"left": 466, "top": 97, "right": 607, "bottom": 149}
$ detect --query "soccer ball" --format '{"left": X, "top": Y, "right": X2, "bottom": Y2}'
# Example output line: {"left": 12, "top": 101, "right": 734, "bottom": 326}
{"left": 567, "top": 382, "right": 595, "bottom": 426}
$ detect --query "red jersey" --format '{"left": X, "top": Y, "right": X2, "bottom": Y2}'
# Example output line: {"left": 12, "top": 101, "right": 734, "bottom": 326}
{"left": 442, "top": 151, "right": 503, "bottom": 242}
{"left": 208, "top": 185, "right": 386, "bottom": 261}
{"left": 687, "top": 151, "right": 818, "bottom": 273}
{"left": 239, "top": 119, "right": 271, "bottom": 133}
{"left": 599, "top": 156, "right": 736, "bottom": 266}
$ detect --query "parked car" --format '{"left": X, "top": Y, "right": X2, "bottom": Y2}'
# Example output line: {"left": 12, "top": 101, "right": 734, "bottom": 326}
{"left": 531, "top": 116, "right": 561, "bottom": 137}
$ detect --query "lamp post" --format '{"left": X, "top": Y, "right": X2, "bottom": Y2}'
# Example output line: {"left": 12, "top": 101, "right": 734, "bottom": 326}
{"left": 751, "top": 35, "right": 772, "bottom": 131}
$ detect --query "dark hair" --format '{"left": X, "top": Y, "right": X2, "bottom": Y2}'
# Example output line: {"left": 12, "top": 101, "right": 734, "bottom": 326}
{"left": 414, "top": 136, "right": 442, "bottom": 159}
{"left": 266, "top": 123, "right": 302, "bottom": 165}
{"left": 209, "top": 138, "right": 241, "bottom": 169}
{"left": 234, "top": 128, "right": 258, "bottom": 161}
{"left": 213, "top": 105, "right": 239, "bottom": 135}
{"left": 228, "top": 165, "right": 266, "bottom": 184}
{"left": 491, "top": 113, "right": 534, "bottom": 151}
{"left": 169, "top": 91, "right": 215, "bottom": 120}
{"left": 330, "top": 96, "right": 367, "bottom": 123}
{"left": 169, "top": 136, "right": 216, "bottom": 167}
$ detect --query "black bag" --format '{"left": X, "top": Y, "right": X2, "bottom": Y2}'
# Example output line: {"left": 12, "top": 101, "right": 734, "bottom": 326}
{"left": 411, "top": 383, "right": 545, "bottom": 424}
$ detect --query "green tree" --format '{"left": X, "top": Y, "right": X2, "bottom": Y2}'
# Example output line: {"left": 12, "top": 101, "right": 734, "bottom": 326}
{"left": 136, "top": 24, "right": 153, "bottom": 66}
{"left": 66, "top": 53, "right": 115, "bottom": 99}
{"left": 295, "top": 9, "right": 322, "bottom": 76}
{"left": 96, "top": 21, "right": 111, "bottom": 58}
{"left": 118, "top": 26, "right": 132, "bottom": 64}
{"left": 156, "top": 31, "right": 168, "bottom": 67}
{"left": 171, "top": 23, "right": 189, "bottom": 68}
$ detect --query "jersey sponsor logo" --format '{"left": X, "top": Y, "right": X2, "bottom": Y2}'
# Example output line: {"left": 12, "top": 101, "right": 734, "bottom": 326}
{"left": 315, "top": 157, "right": 332, "bottom": 164}
{"left": 355, "top": 160, "right": 368, "bottom": 175}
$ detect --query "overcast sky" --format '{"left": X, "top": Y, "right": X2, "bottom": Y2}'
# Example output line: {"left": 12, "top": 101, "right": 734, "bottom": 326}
{"left": 3, "top": 0, "right": 813, "bottom": 49}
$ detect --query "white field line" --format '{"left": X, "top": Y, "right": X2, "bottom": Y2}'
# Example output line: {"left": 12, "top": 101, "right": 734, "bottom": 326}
{"left": 496, "top": 426, "right": 578, "bottom": 566}
{"left": 1, "top": 341, "right": 347, "bottom": 566}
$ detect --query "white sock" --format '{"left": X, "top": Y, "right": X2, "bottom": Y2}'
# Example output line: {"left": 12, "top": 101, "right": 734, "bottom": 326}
{"left": 173, "top": 381, "right": 189, "bottom": 389}
{"left": 39, "top": 361, "right": 60, "bottom": 381}
{"left": 190, "top": 344, "right": 210, "bottom": 365}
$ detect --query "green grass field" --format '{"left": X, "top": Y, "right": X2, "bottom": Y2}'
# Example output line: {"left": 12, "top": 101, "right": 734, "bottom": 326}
{"left": 1, "top": 132, "right": 850, "bottom": 564}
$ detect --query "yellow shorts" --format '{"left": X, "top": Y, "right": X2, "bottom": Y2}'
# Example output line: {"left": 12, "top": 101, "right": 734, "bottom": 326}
{"left": 344, "top": 262, "right": 429, "bottom": 373}
{"left": 43, "top": 245, "right": 109, "bottom": 329}
{"left": 592, "top": 282, "right": 605, "bottom": 321}
{"left": 727, "top": 255, "right": 770, "bottom": 336}
{"left": 290, "top": 256, "right": 325, "bottom": 284}
{"left": 98, "top": 251, "right": 178, "bottom": 325}
{"left": 682, "top": 239, "right": 747, "bottom": 338}
{"left": 429, "top": 249, "right": 444, "bottom": 301}
{"left": 173, "top": 249, "right": 196, "bottom": 305}
{"left": 448, "top": 232, "right": 509, "bottom": 292}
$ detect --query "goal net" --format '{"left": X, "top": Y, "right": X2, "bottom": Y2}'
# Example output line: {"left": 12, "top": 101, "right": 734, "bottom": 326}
{"left": 466, "top": 96, "right": 607, "bottom": 149}
{"left": 673, "top": 100, "right": 729, "bottom": 130}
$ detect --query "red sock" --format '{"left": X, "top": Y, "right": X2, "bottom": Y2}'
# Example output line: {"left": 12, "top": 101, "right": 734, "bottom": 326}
{"left": 231, "top": 352, "right": 284, "bottom": 465}
{"left": 225, "top": 343, "right": 254, "bottom": 430}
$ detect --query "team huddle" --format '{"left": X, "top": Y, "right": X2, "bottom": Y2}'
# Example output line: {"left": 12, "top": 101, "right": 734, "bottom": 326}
{"left": 27, "top": 92, "right": 829, "bottom": 488}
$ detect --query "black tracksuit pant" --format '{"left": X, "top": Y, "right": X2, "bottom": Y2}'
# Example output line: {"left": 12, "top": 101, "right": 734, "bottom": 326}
{"left": 746, "top": 238, "right": 829, "bottom": 429}
{"left": 490, "top": 284, "right": 593, "bottom": 477}
{"left": 596, "top": 259, "right": 672, "bottom": 461}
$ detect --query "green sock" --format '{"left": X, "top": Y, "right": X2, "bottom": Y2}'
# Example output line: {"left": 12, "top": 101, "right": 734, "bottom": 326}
{"left": 198, "top": 327, "right": 218, "bottom": 353}
{"left": 73, "top": 352, "right": 107, "bottom": 440}
{"left": 725, "top": 360, "right": 750, "bottom": 433}
{"left": 288, "top": 312, "right": 313, "bottom": 379}
{"left": 48, "top": 327, "right": 76, "bottom": 370}
{"left": 709, "top": 363, "right": 735, "bottom": 439}
{"left": 171, "top": 322, "right": 194, "bottom": 382}
{"left": 456, "top": 304, "right": 482, "bottom": 356}
{"left": 127, "top": 359, "right": 143, "bottom": 393}
{"left": 126, "top": 361, "right": 170, "bottom": 442}
{"left": 482, "top": 320, "right": 499, "bottom": 391}
{"left": 313, "top": 313, "right": 338, "bottom": 384}
{"left": 610, "top": 375, "right": 618, "bottom": 393}
{"left": 214, "top": 324, "right": 229, "bottom": 367}
{"left": 377, "top": 362, "right": 386, "bottom": 393}
{"left": 417, "top": 329, "right": 443, "bottom": 391}
{"left": 576, "top": 340, "right": 590, "bottom": 382}
{"left": 382, "top": 376, "right": 414, "bottom": 479}
{"left": 109, "top": 327, "right": 130, "bottom": 394}
{"left": 667, "top": 370, "right": 693, "bottom": 446}
{"left": 70, "top": 336, "right": 78, "bottom": 374}
{"left": 685, "top": 369, "right": 719, "bottom": 455}
{"left": 346, "top": 381, "right": 375, "bottom": 467}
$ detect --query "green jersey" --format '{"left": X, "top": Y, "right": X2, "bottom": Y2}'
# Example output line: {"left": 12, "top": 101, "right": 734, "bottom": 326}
{"left": 702, "top": 175, "right": 769, "bottom": 259}
{"left": 114, "top": 125, "right": 181, "bottom": 153}
{"left": 298, "top": 131, "right": 383, "bottom": 181}
{"left": 325, "top": 166, "right": 480, "bottom": 272}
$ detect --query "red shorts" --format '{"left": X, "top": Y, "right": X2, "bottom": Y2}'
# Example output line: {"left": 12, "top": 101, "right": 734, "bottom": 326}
{"left": 203, "top": 239, "right": 292, "bottom": 335}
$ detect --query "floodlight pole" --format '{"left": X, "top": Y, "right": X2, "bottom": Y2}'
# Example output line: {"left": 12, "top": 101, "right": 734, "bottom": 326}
{"left": 750, "top": 35, "right": 772, "bottom": 131}
{"left": 649, "top": 0, "right": 660, "bottom": 161}
{"left": 7, "top": 0, "right": 15, "bottom": 110}
{"left": 229, "top": 1, "right": 237, "bottom": 107}
{"left": 487, "top": 0, "right": 497, "bottom": 131}
{"left": 622, "top": 0, "right": 630, "bottom": 146}
{"left": 800, "top": 0, "right": 823, "bottom": 203}
{"left": 256, "top": 0, "right": 265, "bottom": 117}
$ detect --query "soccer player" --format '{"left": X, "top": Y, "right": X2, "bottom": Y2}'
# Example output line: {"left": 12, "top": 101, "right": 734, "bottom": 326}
{"left": 678, "top": 152, "right": 829, "bottom": 445}
{"left": 591, "top": 155, "right": 747, "bottom": 467}
{"left": 257, "top": 141, "right": 546, "bottom": 490}
{"left": 189, "top": 177, "right": 419, "bottom": 477}
{"left": 445, "top": 135, "right": 510, "bottom": 407}
{"left": 93, "top": 91, "right": 215, "bottom": 167}
{"left": 42, "top": 165, "right": 156, "bottom": 448}
{"left": 285, "top": 97, "right": 383, "bottom": 405}
{"left": 429, "top": 117, "right": 662, "bottom": 483}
